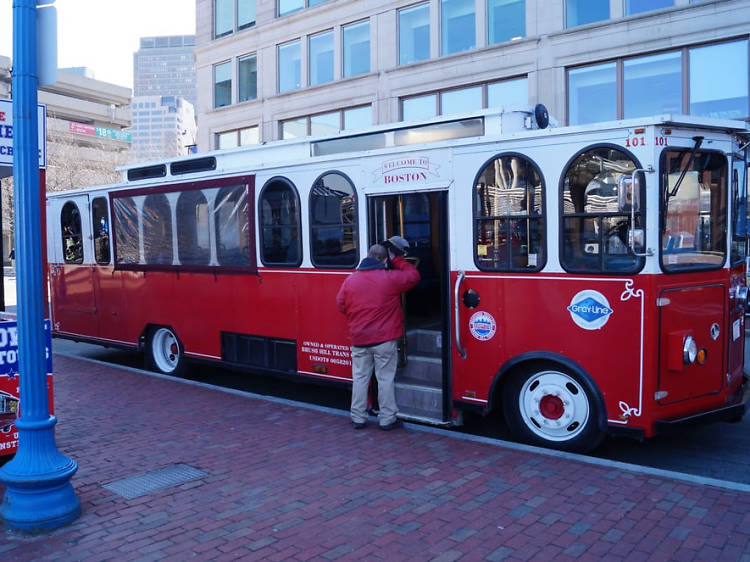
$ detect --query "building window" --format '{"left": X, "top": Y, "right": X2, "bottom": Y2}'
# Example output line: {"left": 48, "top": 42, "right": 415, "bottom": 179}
{"left": 623, "top": 51, "right": 681, "bottom": 118}
{"left": 690, "top": 40, "right": 749, "bottom": 120}
{"left": 566, "top": 0, "right": 609, "bottom": 27}
{"left": 260, "top": 178, "right": 301, "bottom": 266}
{"left": 568, "top": 62, "right": 616, "bottom": 125}
{"left": 216, "top": 126, "right": 260, "bottom": 149}
{"left": 238, "top": 54, "right": 257, "bottom": 102}
{"left": 279, "top": 0, "right": 328, "bottom": 16}
{"left": 282, "top": 106, "right": 371, "bottom": 139}
{"left": 487, "top": 77, "right": 528, "bottom": 107}
{"left": 488, "top": 0, "right": 525, "bottom": 44}
{"left": 214, "top": 61, "right": 232, "bottom": 108}
{"left": 310, "top": 172, "right": 358, "bottom": 268}
{"left": 441, "top": 0, "right": 475, "bottom": 55}
{"left": 278, "top": 40, "right": 301, "bottom": 93}
{"left": 309, "top": 30, "right": 334, "bottom": 86}
{"left": 403, "top": 94, "right": 437, "bottom": 121}
{"left": 311, "top": 112, "right": 340, "bottom": 136}
{"left": 343, "top": 106, "right": 372, "bottom": 130}
{"left": 626, "top": 0, "right": 673, "bottom": 15}
{"left": 215, "top": 0, "right": 255, "bottom": 38}
{"left": 474, "top": 153, "right": 545, "bottom": 271}
{"left": 568, "top": 39, "right": 749, "bottom": 125}
{"left": 399, "top": 3, "right": 430, "bottom": 66}
{"left": 401, "top": 78, "right": 528, "bottom": 121}
{"left": 442, "top": 86, "right": 482, "bottom": 115}
{"left": 343, "top": 20, "right": 370, "bottom": 78}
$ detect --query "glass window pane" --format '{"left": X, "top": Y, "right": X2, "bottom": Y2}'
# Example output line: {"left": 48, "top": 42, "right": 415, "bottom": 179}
{"left": 690, "top": 40, "right": 749, "bottom": 120}
{"left": 278, "top": 40, "right": 301, "bottom": 93}
{"left": 343, "top": 21, "right": 370, "bottom": 78}
{"left": 402, "top": 94, "right": 437, "bottom": 121}
{"left": 217, "top": 131, "right": 238, "bottom": 149}
{"left": 309, "top": 30, "right": 334, "bottom": 86}
{"left": 488, "top": 0, "right": 525, "bottom": 44}
{"left": 177, "top": 191, "right": 210, "bottom": 266}
{"left": 310, "top": 172, "right": 358, "bottom": 268}
{"left": 261, "top": 180, "right": 300, "bottom": 266}
{"left": 441, "top": 86, "right": 482, "bottom": 115}
{"left": 239, "top": 126, "right": 259, "bottom": 145}
{"left": 215, "top": 0, "right": 233, "bottom": 38}
{"left": 488, "top": 77, "right": 528, "bottom": 107}
{"left": 92, "top": 197, "right": 110, "bottom": 264}
{"left": 238, "top": 0, "right": 256, "bottom": 29}
{"left": 309, "top": 0, "right": 327, "bottom": 5}
{"left": 279, "top": 0, "right": 303, "bottom": 16}
{"left": 626, "top": 0, "right": 673, "bottom": 15}
{"left": 311, "top": 112, "right": 340, "bottom": 136}
{"left": 215, "top": 186, "right": 251, "bottom": 267}
{"left": 441, "top": 0, "right": 475, "bottom": 55}
{"left": 282, "top": 118, "right": 307, "bottom": 139}
{"left": 61, "top": 201, "right": 84, "bottom": 264}
{"left": 113, "top": 198, "right": 140, "bottom": 265}
{"left": 143, "top": 194, "right": 173, "bottom": 265}
{"left": 568, "top": 62, "right": 616, "bottom": 125}
{"left": 238, "top": 54, "right": 257, "bottom": 102}
{"left": 624, "top": 51, "right": 681, "bottom": 118}
{"left": 566, "top": 0, "right": 609, "bottom": 27}
{"left": 343, "top": 106, "right": 372, "bottom": 130}
{"left": 399, "top": 3, "right": 430, "bottom": 65}
{"left": 214, "top": 61, "right": 232, "bottom": 108}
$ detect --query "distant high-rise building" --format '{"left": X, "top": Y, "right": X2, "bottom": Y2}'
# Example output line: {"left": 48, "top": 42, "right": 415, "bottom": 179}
{"left": 133, "top": 35, "right": 197, "bottom": 109}
{"left": 131, "top": 35, "right": 197, "bottom": 161}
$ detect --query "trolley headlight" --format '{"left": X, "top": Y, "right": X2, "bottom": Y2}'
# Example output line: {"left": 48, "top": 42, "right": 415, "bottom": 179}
{"left": 683, "top": 336, "right": 698, "bottom": 365}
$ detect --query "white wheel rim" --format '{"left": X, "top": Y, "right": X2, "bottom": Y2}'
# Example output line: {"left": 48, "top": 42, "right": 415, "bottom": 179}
{"left": 152, "top": 328, "right": 180, "bottom": 373}
{"left": 518, "top": 370, "right": 590, "bottom": 442}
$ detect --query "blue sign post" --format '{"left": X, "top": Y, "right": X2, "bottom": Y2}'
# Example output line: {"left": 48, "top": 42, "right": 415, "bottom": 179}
{"left": 0, "top": 0, "right": 80, "bottom": 531}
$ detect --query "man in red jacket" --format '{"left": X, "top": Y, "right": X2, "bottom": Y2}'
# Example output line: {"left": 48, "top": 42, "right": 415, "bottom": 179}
{"left": 336, "top": 236, "right": 420, "bottom": 430}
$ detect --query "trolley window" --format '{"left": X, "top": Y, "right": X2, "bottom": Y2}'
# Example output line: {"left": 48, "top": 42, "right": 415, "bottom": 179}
{"left": 474, "top": 153, "right": 545, "bottom": 271}
{"left": 215, "top": 185, "right": 251, "bottom": 267}
{"left": 730, "top": 156, "right": 747, "bottom": 266}
{"left": 176, "top": 191, "right": 210, "bottom": 266}
{"left": 61, "top": 201, "right": 84, "bottom": 264}
{"left": 91, "top": 197, "right": 110, "bottom": 264}
{"left": 259, "top": 178, "right": 301, "bottom": 266}
{"left": 661, "top": 149, "right": 727, "bottom": 271}
{"left": 561, "top": 146, "right": 645, "bottom": 274}
{"left": 310, "top": 172, "right": 358, "bottom": 268}
{"left": 143, "top": 194, "right": 174, "bottom": 265}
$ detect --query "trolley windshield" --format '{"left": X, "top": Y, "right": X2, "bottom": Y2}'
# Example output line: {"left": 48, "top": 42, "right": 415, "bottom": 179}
{"left": 660, "top": 148, "right": 728, "bottom": 271}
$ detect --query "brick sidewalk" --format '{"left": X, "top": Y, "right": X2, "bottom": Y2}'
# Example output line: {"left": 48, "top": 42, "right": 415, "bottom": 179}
{"left": 1, "top": 354, "right": 750, "bottom": 561}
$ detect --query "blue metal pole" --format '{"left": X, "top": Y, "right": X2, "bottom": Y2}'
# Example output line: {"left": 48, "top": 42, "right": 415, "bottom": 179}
{"left": 0, "top": 0, "right": 80, "bottom": 532}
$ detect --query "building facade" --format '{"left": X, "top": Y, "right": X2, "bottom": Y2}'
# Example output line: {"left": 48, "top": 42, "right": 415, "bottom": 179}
{"left": 194, "top": 0, "right": 750, "bottom": 152}
{"left": 134, "top": 35, "right": 198, "bottom": 108}
{"left": 129, "top": 95, "right": 198, "bottom": 162}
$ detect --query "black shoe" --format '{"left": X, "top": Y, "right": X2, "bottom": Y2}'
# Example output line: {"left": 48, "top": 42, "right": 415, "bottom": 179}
{"left": 379, "top": 419, "right": 403, "bottom": 431}
{"left": 352, "top": 421, "right": 366, "bottom": 430}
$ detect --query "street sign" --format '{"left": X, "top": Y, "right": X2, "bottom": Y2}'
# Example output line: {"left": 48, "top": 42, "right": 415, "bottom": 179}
{"left": 0, "top": 98, "right": 47, "bottom": 168}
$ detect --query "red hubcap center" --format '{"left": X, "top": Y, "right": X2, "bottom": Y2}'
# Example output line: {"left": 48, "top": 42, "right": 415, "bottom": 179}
{"left": 170, "top": 343, "right": 178, "bottom": 355}
{"left": 539, "top": 395, "right": 564, "bottom": 420}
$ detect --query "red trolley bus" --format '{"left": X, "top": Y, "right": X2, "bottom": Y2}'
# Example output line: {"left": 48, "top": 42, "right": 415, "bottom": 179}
{"left": 46, "top": 107, "right": 750, "bottom": 452}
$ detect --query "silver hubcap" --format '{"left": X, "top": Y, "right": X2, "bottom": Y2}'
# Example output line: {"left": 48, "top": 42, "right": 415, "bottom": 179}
{"left": 518, "top": 370, "right": 590, "bottom": 442}
{"left": 151, "top": 328, "right": 180, "bottom": 373}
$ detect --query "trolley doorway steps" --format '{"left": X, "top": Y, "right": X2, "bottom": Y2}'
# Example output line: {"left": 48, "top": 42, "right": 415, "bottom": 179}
{"left": 396, "top": 328, "right": 444, "bottom": 422}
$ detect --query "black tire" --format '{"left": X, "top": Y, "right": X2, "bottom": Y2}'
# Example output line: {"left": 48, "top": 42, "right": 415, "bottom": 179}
{"left": 502, "top": 365, "right": 605, "bottom": 453}
{"left": 146, "top": 326, "right": 187, "bottom": 376}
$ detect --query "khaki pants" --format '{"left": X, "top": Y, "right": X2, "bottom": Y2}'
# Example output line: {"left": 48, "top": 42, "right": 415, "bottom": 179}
{"left": 350, "top": 340, "right": 398, "bottom": 426}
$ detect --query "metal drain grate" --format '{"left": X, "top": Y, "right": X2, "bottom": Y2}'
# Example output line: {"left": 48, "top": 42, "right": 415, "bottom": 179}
{"left": 103, "top": 463, "right": 207, "bottom": 499}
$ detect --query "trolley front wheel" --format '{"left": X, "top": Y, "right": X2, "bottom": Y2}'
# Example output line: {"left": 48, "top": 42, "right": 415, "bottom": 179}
{"left": 146, "top": 326, "right": 187, "bottom": 376}
{"left": 503, "top": 366, "right": 605, "bottom": 453}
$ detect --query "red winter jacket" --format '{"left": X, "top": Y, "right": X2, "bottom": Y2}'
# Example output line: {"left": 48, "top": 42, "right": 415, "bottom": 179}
{"left": 336, "top": 255, "right": 420, "bottom": 347}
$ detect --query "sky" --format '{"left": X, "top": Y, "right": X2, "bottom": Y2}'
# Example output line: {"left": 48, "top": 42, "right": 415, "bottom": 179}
{"left": 0, "top": 0, "right": 196, "bottom": 89}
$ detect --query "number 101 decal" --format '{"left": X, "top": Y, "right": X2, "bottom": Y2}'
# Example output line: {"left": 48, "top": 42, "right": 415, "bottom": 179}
{"left": 625, "top": 136, "right": 668, "bottom": 147}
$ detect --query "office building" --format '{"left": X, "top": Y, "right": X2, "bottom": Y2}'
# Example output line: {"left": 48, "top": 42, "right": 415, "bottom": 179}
{"left": 129, "top": 95, "right": 198, "bottom": 162}
{"left": 194, "top": 0, "right": 750, "bottom": 152}
{"left": 134, "top": 35, "right": 198, "bottom": 108}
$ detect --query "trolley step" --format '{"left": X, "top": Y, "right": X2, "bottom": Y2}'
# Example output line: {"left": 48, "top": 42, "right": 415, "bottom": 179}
{"left": 395, "top": 381, "right": 443, "bottom": 420}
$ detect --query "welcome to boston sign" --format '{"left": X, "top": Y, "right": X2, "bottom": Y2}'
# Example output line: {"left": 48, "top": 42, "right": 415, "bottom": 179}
{"left": 0, "top": 98, "right": 47, "bottom": 168}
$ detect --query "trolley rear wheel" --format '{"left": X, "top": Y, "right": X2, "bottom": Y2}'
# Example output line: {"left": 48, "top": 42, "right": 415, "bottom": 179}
{"left": 503, "top": 366, "right": 605, "bottom": 453}
{"left": 146, "top": 326, "right": 187, "bottom": 376}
